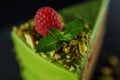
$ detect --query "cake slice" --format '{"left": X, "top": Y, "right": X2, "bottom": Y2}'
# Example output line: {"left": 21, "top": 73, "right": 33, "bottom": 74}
{"left": 11, "top": 0, "right": 110, "bottom": 80}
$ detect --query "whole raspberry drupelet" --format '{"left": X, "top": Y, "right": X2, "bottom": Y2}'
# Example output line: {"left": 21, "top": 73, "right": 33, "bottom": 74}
{"left": 34, "top": 7, "right": 63, "bottom": 36}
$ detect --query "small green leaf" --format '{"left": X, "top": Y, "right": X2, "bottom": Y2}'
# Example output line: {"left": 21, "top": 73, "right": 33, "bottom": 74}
{"left": 64, "top": 19, "right": 84, "bottom": 39}
{"left": 36, "top": 34, "right": 61, "bottom": 53}
{"left": 36, "top": 28, "right": 62, "bottom": 53}
{"left": 61, "top": 33, "right": 73, "bottom": 41}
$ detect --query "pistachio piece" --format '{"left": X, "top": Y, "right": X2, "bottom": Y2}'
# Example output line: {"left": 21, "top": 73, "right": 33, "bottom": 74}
{"left": 58, "top": 60, "right": 63, "bottom": 64}
{"left": 69, "top": 66, "right": 75, "bottom": 71}
{"left": 49, "top": 50, "right": 55, "bottom": 57}
{"left": 64, "top": 64, "right": 70, "bottom": 69}
{"left": 66, "top": 55, "right": 71, "bottom": 59}
{"left": 85, "top": 23, "right": 89, "bottom": 29}
{"left": 63, "top": 47, "right": 71, "bottom": 54}
{"left": 66, "top": 59, "right": 71, "bottom": 63}
{"left": 24, "top": 33, "right": 35, "bottom": 49}
{"left": 78, "top": 42, "right": 87, "bottom": 56}
{"left": 69, "top": 40, "right": 78, "bottom": 46}
{"left": 63, "top": 42, "right": 67, "bottom": 47}
{"left": 40, "top": 52, "right": 47, "bottom": 58}
{"left": 71, "top": 46, "right": 77, "bottom": 52}
{"left": 54, "top": 54, "right": 61, "bottom": 60}
{"left": 24, "top": 23, "right": 29, "bottom": 28}
{"left": 18, "top": 28, "right": 26, "bottom": 37}
{"left": 73, "top": 63, "right": 79, "bottom": 68}
{"left": 29, "top": 20, "right": 34, "bottom": 27}
{"left": 78, "top": 31, "right": 85, "bottom": 37}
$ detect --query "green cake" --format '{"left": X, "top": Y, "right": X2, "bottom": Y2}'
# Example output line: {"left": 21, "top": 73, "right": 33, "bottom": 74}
{"left": 11, "top": 0, "right": 110, "bottom": 80}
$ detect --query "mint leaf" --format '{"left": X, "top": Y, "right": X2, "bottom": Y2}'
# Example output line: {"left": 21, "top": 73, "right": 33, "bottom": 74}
{"left": 61, "top": 33, "right": 73, "bottom": 41}
{"left": 36, "top": 28, "right": 62, "bottom": 53}
{"left": 64, "top": 19, "right": 84, "bottom": 39}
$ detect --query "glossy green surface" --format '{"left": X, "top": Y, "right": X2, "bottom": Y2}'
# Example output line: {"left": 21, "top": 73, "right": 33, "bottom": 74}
{"left": 11, "top": 0, "right": 110, "bottom": 80}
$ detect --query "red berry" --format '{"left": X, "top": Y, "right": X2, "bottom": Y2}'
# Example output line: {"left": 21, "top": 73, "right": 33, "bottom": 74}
{"left": 34, "top": 7, "right": 63, "bottom": 36}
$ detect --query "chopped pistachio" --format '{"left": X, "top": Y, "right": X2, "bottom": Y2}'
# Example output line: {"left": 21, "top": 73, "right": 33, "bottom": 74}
{"left": 66, "top": 55, "right": 71, "bottom": 59}
{"left": 40, "top": 52, "right": 47, "bottom": 58}
{"left": 69, "top": 66, "right": 75, "bottom": 71}
{"left": 18, "top": 28, "right": 26, "bottom": 37}
{"left": 54, "top": 54, "right": 61, "bottom": 60}
{"left": 24, "top": 23, "right": 29, "bottom": 28}
{"left": 66, "top": 59, "right": 71, "bottom": 63}
{"left": 78, "top": 31, "right": 85, "bottom": 37}
{"left": 49, "top": 50, "right": 55, "bottom": 57}
{"left": 78, "top": 42, "right": 87, "bottom": 56}
{"left": 63, "top": 47, "right": 71, "bottom": 54}
{"left": 85, "top": 23, "right": 89, "bottom": 29}
{"left": 35, "top": 40, "right": 38, "bottom": 45}
{"left": 71, "top": 46, "right": 77, "bottom": 52}
{"left": 63, "top": 42, "right": 67, "bottom": 47}
{"left": 69, "top": 40, "right": 78, "bottom": 46}
{"left": 58, "top": 60, "right": 63, "bottom": 64}
{"left": 64, "top": 64, "right": 70, "bottom": 69}
{"left": 81, "top": 37, "right": 86, "bottom": 42}
{"left": 24, "top": 32, "right": 35, "bottom": 49}
{"left": 73, "top": 63, "right": 79, "bottom": 68}
{"left": 29, "top": 20, "right": 34, "bottom": 27}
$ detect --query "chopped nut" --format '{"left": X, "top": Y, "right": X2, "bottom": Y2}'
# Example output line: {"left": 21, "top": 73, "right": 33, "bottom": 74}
{"left": 85, "top": 23, "right": 89, "bottom": 29}
{"left": 58, "top": 60, "right": 63, "bottom": 64}
{"left": 66, "top": 55, "right": 71, "bottom": 59}
{"left": 66, "top": 59, "right": 71, "bottom": 63}
{"left": 49, "top": 50, "right": 55, "bottom": 57}
{"left": 81, "top": 37, "right": 86, "bottom": 42}
{"left": 78, "top": 31, "right": 85, "bottom": 37}
{"left": 75, "top": 49, "right": 79, "bottom": 54}
{"left": 35, "top": 40, "right": 38, "bottom": 45}
{"left": 71, "top": 46, "right": 77, "bottom": 52}
{"left": 73, "top": 64, "right": 79, "bottom": 68}
{"left": 63, "top": 42, "right": 67, "bottom": 48}
{"left": 24, "top": 32, "right": 35, "bottom": 49}
{"left": 69, "top": 40, "right": 78, "bottom": 46}
{"left": 29, "top": 20, "right": 34, "bottom": 27}
{"left": 18, "top": 28, "right": 26, "bottom": 36}
{"left": 24, "top": 23, "right": 29, "bottom": 28}
{"left": 54, "top": 54, "right": 61, "bottom": 60}
{"left": 78, "top": 42, "right": 87, "bottom": 56}
{"left": 64, "top": 64, "right": 70, "bottom": 69}
{"left": 69, "top": 66, "right": 75, "bottom": 71}
{"left": 40, "top": 53, "right": 47, "bottom": 58}
{"left": 63, "top": 47, "right": 70, "bottom": 54}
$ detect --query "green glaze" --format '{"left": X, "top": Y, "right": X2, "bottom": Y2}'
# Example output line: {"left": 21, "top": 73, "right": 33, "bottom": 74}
{"left": 11, "top": 0, "right": 110, "bottom": 80}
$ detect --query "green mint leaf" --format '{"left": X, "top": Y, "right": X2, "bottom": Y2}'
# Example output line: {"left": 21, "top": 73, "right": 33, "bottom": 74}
{"left": 49, "top": 28, "right": 61, "bottom": 35}
{"left": 36, "top": 28, "right": 62, "bottom": 53}
{"left": 60, "top": 33, "right": 73, "bottom": 41}
{"left": 64, "top": 19, "right": 84, "bottom": 39}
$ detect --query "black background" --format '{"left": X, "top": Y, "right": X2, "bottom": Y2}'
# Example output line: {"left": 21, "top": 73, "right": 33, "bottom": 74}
{"left": 0, "top": 0, "right": 120, "bottom": 80}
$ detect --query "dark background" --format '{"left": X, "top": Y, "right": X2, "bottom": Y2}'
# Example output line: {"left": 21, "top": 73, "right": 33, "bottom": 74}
{"left": 0, "top": 0, "right": 120, "bottom": 80}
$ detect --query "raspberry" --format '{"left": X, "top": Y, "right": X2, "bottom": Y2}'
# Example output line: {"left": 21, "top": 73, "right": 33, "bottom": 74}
{"left": 34, "top": 7, "right": 63, "bottom": 36}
